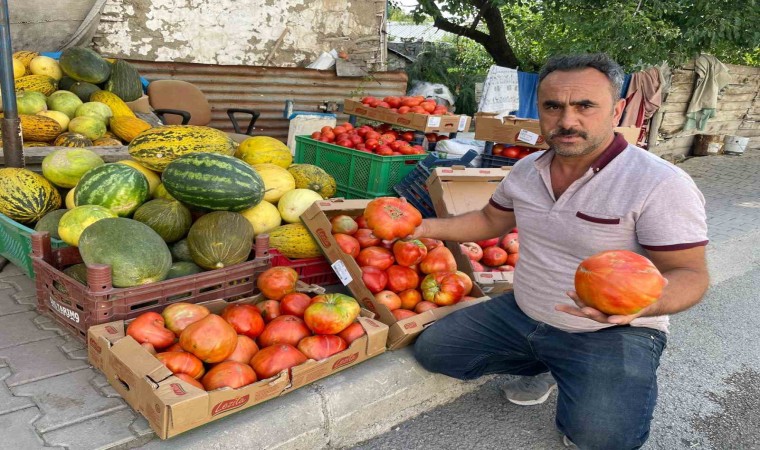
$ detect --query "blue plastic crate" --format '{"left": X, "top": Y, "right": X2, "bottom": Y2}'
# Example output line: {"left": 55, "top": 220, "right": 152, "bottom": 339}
{"left": 393, "top": 150, "right": 479, "bottom": 218}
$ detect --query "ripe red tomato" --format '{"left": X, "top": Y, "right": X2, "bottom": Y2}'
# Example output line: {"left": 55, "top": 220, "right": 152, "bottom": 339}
{"left": 338, "top": 322, "right": 365, "bottom": 345}
{"left": 223, "top": 335, "right": 259, "bottom": 364}
{"left": 161, "top": 303, "right": 210, "bottom": 336}
{"left": 374, "top": 290, "right": 402, "bottom": 311}
{"left": 330, "top": 214, "right": 359, "bottom": 235}
{"left": 492, "top": 144, "right": 505, "bottom": 156}
{"left": 250, "top": 344, "right": 307, "bottom": 380}
{"left": 503, "top": 146, "right": 521, "bottom": 159}
{"left": 361, "top": 266, "right": 388, "bottom": 293}
{"left": 392, "top": 239, "right": 428, "bottom": 267}
{"left": 482, "top": 246, "right": 508, "bottom": 267}
{"left": 221, "top": 304, "right": 265, "bottom": 339}
{"left": 334, "top": 233, "right": 361, "bottom": 258}
{"left": 311, "top": 131, "right": 321, "bottom": 139}
{"left": 202, "top": 361, "right": 257, "bottom": 391}
{"left": 297, "top": 335, "right": 348, "bottom": 361}
{"left": 320, "top": 126, "right": 333, "bottom": 134}
{"left": 419, "top": 246, "right": 457, "bottom": 274}
{"left": 156, "top": 351, "right": 206, "bottom": 379}
{"left": 385, "top": 265, "right": 420, "bottom": 292}
{"left": 127, "top": 312, "right": 176, "bottom": 350}
{"left": 256, "top": 267, "right": 298, "bottom": 300}
{"left": 357, "top": 246, "right": 395, "bottom": 271}
{"left": 333, "top": 126, "right": 347, "bottom": 135}
{"left": 401, "top": 131, "right": 415, "bottom": 142}
{"left": 258, "top": 315, "right": 311, "bottom": 348}
{"left": 414, "top": 301, "right": 439, "bottom": 313}
{"left": 280, "top": 293, "right": 313, "bottom": 318}
{"left": 392, "top": 309, "right": 418, "bottom": 320}
{"left": 363, "top": 197, "right": 423, "bottom": 241}
{"left": 255, "top": 300, "right": 281, "bottom": 323}
{"left": 420, "top": 272, "right": 466, "bottom": 306}
{"left": 179, "top": 314, "right": 238, "bottom": 363}
{"left": 575, "top": 250, "right": 666, "bottom": 315}
{"left": 398, "top": 106, "right": 411, "bottom": 114}
{"left": 398, "top": 289, "right": 422, "bottom": 310}
{"left": 354, "top": 228, "right": 380, "bottom": 248}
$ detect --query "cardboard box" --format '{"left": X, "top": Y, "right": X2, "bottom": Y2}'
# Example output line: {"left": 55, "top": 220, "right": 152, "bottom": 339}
{"left": 344, "top": 99, "right": 472, "bottom": 134}
{"left": 88, "top": 294, "right": 387, "bottom": 439}
{"left": 301, "top": 198, "right": 487, "bottom": 350}
{"left": 474, "top": 113, "right": 548, "bottom": 149}
{"left": 426, "top": 166, "right": 515, "bottom": 294}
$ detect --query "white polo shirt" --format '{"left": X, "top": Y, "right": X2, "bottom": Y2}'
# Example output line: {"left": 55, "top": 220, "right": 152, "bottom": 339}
{"left": 490, "top": 133, "right": 708, "bottom": 333}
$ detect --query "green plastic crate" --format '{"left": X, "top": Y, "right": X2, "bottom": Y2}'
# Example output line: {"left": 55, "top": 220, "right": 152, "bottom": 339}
{"left": 0, "top": 213, "right": 67, "bottom": 278}
{"left": 294, "top": 136, "right": 427, "bottom": 198}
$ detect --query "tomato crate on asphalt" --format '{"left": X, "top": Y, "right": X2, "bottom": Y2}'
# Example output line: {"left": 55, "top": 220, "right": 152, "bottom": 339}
{"left": 0, "top": 213, "right": 68, "bottom": 278}
{"left": 294, "top": 136, "right": 427, "bottom": 199}
{"left": 267, "top": 248, "right": 339, "bottom": 286}
{"left": 393, "top": 149, "right": 479, "bottom": 218}
{"left": 31, "top": 232, "right": 272, "bottom": 342}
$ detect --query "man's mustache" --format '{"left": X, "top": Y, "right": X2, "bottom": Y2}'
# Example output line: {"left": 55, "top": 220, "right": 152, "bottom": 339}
{"left": 550, "top": 128, "right": 588, "bottom": 139}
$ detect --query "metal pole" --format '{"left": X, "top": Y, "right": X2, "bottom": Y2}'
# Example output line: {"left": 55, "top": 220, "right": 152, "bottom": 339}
{"left": 0, "top": 0, "right": 23, "bottom": 168}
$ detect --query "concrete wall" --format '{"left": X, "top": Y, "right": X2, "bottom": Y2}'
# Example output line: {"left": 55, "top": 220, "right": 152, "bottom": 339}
{"left": 649, "top": 61, "right": 760, "bottom": 160}
{"left": 92, "top": 0, "right": 387, "bottom": 70}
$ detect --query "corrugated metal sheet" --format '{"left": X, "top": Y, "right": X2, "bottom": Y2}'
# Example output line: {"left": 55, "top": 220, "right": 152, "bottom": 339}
{"left": 127, "top": 61, "right": 409, "bottom": 141}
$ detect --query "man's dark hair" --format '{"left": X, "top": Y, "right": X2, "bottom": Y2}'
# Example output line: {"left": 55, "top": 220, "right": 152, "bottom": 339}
{"left": 538, "top": 53, "right": 624, "bottom": 100}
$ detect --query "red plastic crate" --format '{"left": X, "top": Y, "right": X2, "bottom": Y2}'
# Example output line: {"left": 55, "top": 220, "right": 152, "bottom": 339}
{"left": 32, "top": 232, "right": 271, "bottom": 342}
{"left": 268, "top": 248, "right": 339, "bottom": 286}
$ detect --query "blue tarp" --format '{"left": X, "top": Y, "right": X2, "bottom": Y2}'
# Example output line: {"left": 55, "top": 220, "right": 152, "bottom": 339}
{"left": 514, "top": 71, "right": 633, "bottom": 120}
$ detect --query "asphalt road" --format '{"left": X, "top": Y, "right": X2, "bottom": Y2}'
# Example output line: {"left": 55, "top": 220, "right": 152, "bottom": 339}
{"left": 351, "top": 267, "right": 760, "bottom": 450}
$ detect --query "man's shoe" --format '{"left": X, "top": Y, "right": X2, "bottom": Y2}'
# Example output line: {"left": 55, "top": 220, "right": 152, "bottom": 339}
{"left": 562, "top": 435, "right": 577, "bottom": 448}
{"left": 501, "top": 372, "right": 557, "bottom": 406}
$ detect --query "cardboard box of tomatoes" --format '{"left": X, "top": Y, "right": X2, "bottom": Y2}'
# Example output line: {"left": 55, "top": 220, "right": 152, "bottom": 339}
{"left": 87, "top": 284, "right": 388, "bottom": 439}
{"left": 474, "top": 113, "right": 549, "bottom": 150}
{"left": 344, "top": 99, "right": 472, "bottom": 135}
{"left": 301, "top": 198, "right": 488, "bottom": 350}
{"left": 426, "top": 166, "right": 515, "bottom": 295}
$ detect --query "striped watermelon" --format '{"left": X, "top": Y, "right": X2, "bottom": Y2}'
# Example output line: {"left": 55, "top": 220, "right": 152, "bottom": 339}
{"left": 162, "top": 153, "right": 265, "bottom": 211}
{"left": 0, "top": 168, "right": 62, "bottom": 224}
{"left": 74, "top": 163, "right": 150, "bottom": 217}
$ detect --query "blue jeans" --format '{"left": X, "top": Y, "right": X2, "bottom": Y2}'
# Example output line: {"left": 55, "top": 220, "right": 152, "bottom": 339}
{"left": 414, "top": 292, "right": 667, "bottom": 450}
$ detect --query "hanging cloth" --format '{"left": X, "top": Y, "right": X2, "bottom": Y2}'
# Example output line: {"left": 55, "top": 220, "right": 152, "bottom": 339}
{"left": 620, "top": 67, "right": 662, "bottom": 127}
{"left": 685, "top": 55, "right": 731, "bottom": 131}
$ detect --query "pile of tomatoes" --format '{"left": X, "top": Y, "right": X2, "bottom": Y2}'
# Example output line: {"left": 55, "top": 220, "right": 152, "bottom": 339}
{"left": 330, "top": 198, "right": 478, "bottom": 321}
{"left": 360, "top": 95, "right": 451, "bottom": 116}
{"left": 125, "top": 267, "right": 367, "bottom": 392}
{"left": 491, "top": 144, "right": 540, "bottom": 160}
{"left": 310, "top": 122, "right": 449, "bottom": 156}
{"left": 460, "top": 229, "right": 520, "bottom": 273}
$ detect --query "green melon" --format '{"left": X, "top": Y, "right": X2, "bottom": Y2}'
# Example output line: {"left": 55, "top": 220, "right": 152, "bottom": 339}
{"left": 187, "top": 211, "right": 253, "bottom": 270}
{"left": 105, "top": 60, "right": 143, "bottom": 102}
{"left": 63, "top": 263, "right": 88, "bottom": 285}
{"left": 75, "top": 102, "right": 113, "bottom": 125}
{"left": 0, "top": 168, "right": 62, "bottom": 224}
{"left": 78, "top": 218, "right": 172, "bottom": 287}
{"left": 47, "top": 90, "right": 83, "bottom": 119}
{"left": 58, "top": 204, "right": 117, "bottom": 246}
{"left": 34, "top": 209, "right": 68, "bottom": 240}
{"left": 170, "top": 239, "right": 193, "bottom": 262}
{"left": 166, "top": 261, "right": 204, "bottom": 279}
{"left": 68, "top": 81, "right": 101, "bottom": 103}
{"left": 74, "top": 163, "right": 150, "bottom": 217}
{"left": 42, "top": 148, "right": 105, "bottom": 188}
{"left": 162, "top": 153, "right": 265, "bottom": 212}
{"left": 59, "top": 47, "right": 111, "bottom": 84}
{"left": 132, "top": 199, "right": 192, "bottom": 243}
{"left": 68, "top": 116, "right": 106, "bottom": 140}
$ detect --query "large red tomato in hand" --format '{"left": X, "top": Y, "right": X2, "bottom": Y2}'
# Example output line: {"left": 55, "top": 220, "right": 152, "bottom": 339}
{"left": 221, "top": 304, "right": 265, "bottom": 339}
{"left": 357, "top": 246, "right": 394, "bottom": 270}
{"left": 156, "top": 351, "right": 206, "bottom": 379}
{"left": 392, "top": 239, "right": 428, "bottom": 266}
{"left": 256, "top": 267, "right": 299, "bottom": 300}
{"left": 363, "top": 197, "right": 423, "bottom": 241}
{"left": 419, "top": 246, "right": 457, "bottom": 274}
{"left": 161, "top": 303, "right": 211, "bottom": 336}
{"left": 257, "top": 315, "right": 312, "bottom": 348}
{"left": 420, "top": 272, "right": 466, "bottom": 306}
{"left": 575, "top": 250, "right": 666, "bottom": 316}
{"left": 361, "top": 266, "right": 388, "bottom": 294}
{"left": 304, "top": 293, "right": 361, "bottom": 335}
{"left": 179, "top": 314, "right": 238, "bottom": 363}
{"left": 297, "top": 335, "right": 348, "bottom": 361}
{"left": 250, "top": 344, "right": 308, "bottom": 379}
{"left": 127, "top": 312, "right": 175, "bottom": 350}
{"left": 202, "top": 361, "right": 257, "bottom": 391}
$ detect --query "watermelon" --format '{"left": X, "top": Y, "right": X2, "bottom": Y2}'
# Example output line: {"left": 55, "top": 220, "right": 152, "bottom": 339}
{"left": 162, "top": 153, "right": 265, "bottom": 212}
{"left": 74, "top": 163, "right": 150, "bottom": 217}
{"left": 132, "top": 199, "right": 192, "bottom": 243}
{"left": 187, "top": 211, "right": 253, "bottom": 270}
{"left": 41, "top": 147, "right": 105, "bottom": 188}
{"left": 78, "top": 218, "right": 172, "bottom": 287}
{"left": 63, "top": 263, "right": 88, "bottom": 285}
{"left": 34, "top": 209, "right": 68, "bottom": 240}
{"left": 105, "top": 60, "right": 143, "bottom": 102}
{"left": 59, "top": 47, "right": 111, "bottom": 84}
{"left": 0, "top": 168, "right": 62, "bottom": 224}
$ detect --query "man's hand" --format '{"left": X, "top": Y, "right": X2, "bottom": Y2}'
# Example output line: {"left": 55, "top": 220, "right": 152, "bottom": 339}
{"left": 555, "top": 290, "right": 654, "bottom": 325}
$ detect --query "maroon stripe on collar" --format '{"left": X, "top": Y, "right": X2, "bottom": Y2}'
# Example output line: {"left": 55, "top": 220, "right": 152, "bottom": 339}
{"left": 489, "top": 198, "right": 514, "bottom": 211}
{"left": 641, "top": 240, "right": 709, "bottom": 251}
{"left": 591, "top": 133, "right": 628, "bottom": 173}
